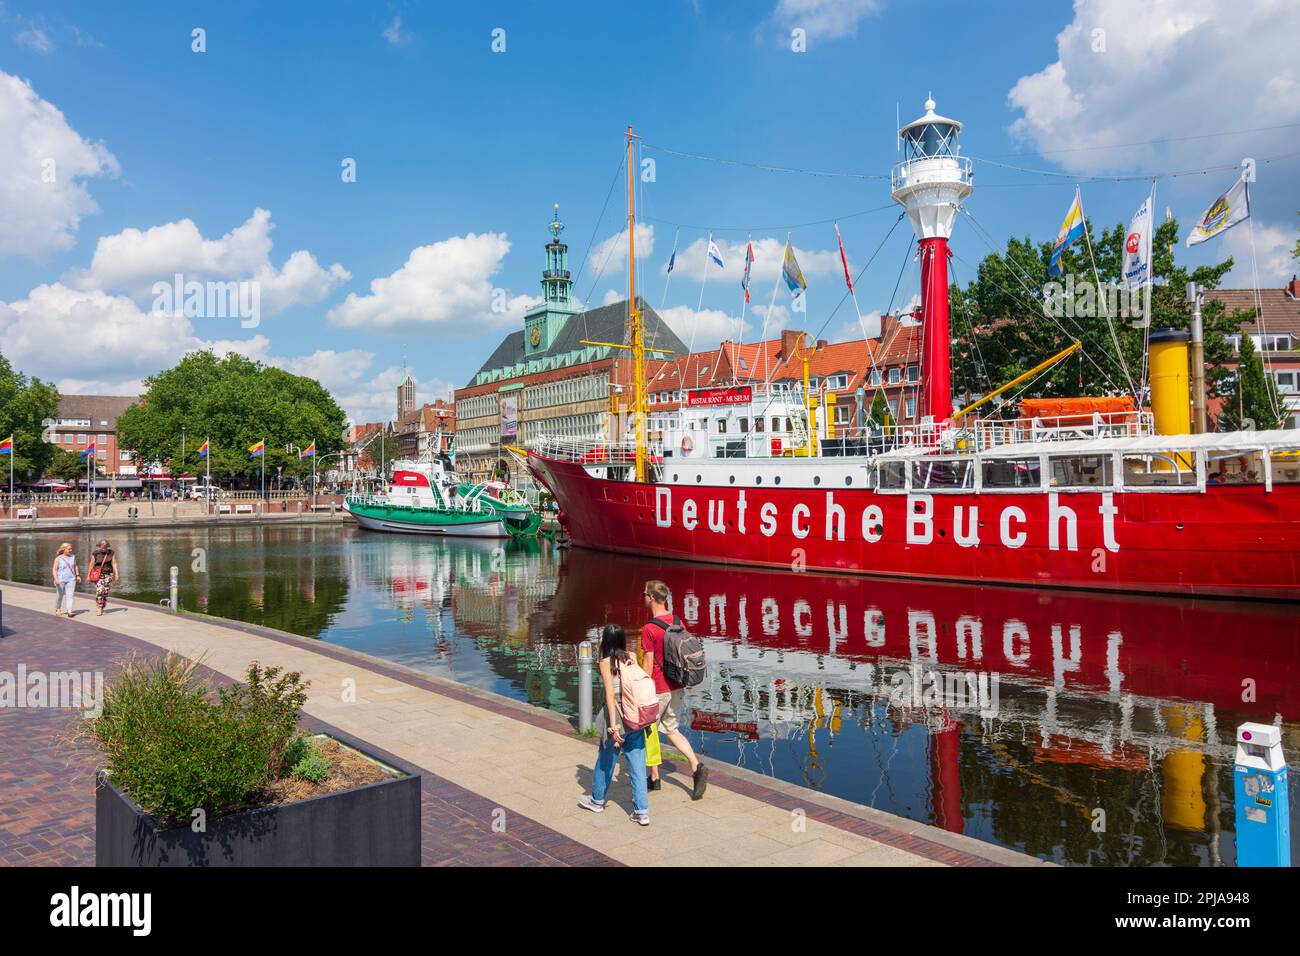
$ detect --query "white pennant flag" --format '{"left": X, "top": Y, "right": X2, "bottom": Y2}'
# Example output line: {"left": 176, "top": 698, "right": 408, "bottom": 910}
{"left": 1121, "top": 193, "right": 1153, "bottom": 290}
{"left": 1186, "top": 177, "right": 1250, "bottom": 246}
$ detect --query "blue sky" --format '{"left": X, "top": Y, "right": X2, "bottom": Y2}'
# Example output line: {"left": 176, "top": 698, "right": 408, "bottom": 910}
{"left": 1, "top": 0, "right": 1296, "bottom": 423}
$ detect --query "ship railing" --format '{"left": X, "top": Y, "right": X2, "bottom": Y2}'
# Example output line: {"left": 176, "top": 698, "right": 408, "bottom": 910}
{"left": 971, "top": 411, "right": 1154, "bottom": 451}
{"left": 531, "top": 436, "right": 663, "bottom": 464}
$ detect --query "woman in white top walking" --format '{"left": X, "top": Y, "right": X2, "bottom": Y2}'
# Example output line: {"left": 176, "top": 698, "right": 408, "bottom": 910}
{"left": 51, "top": 542, "right": 80, "bottom": 616}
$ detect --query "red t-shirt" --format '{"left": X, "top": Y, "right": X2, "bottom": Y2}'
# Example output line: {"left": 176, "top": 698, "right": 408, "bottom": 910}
{"left": 640, "top": 612, "right": 682, "bottom": 694}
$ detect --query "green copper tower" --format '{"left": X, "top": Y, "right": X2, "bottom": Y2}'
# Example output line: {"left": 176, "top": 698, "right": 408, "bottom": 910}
{"left": 524, "top": 204, "right": 581, "bottom": 355}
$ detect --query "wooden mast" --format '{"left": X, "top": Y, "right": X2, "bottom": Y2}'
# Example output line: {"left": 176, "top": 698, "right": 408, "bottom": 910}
{"left": 627, "top": 125, "right": 647, "bottom": 483}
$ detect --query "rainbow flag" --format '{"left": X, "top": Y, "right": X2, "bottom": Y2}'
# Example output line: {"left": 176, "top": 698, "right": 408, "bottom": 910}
{"left": 0, "top": 435, "right": 12, "bottom": 455}
{"left": 1048, "top": 186, "right": 1086, "bottom": 277}
{"left": 299, "top": 441, "right": 315, "bottom": 459}
{"left": 248, "top": 440, "right": 265, "bottom": 458}
{"left": 198, "top": 439, "right": 210, "bottom": 459}
{"left": 82, "top": 443, "right": 96, "bottom": 460}
{"left": 782, "top": 241, "right": 807, "bottom": 294}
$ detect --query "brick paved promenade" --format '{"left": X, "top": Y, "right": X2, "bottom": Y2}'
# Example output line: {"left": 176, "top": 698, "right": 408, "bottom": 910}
{"left": 0, "top": 581, "right": 1045, "bottom": 867}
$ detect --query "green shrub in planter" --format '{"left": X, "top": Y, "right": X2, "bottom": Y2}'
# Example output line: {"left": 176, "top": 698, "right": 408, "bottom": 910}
{"left": 290, "top": 748, "right": 332, "bottom": 783}
{"left": 85, "top": 654, "right": 310, "bottom": 827}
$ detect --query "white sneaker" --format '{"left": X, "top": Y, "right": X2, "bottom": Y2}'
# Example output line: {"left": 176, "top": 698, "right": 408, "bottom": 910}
{"left": 578, "top": 795, "right": 606, "bottom": 813}
{"left": 630, "top": 811, "right": 650, "bottom": 827}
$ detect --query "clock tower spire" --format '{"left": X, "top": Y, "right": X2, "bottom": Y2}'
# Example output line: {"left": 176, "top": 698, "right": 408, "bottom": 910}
{"left": 524, "top": 203, "right": 581, "bottom": 355}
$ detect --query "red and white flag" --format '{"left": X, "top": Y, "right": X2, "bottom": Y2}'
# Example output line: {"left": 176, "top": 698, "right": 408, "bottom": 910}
{"left": 835, "top": 223, "right": 853, "bottom": 295}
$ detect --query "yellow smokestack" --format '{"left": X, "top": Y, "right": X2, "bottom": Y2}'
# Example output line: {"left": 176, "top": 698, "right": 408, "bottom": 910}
{"left": 1149, "top": 329, "right": 1191, "bottom": 437}
{"left": 1148, "top": 329, "right": 1192, "bottom": 471}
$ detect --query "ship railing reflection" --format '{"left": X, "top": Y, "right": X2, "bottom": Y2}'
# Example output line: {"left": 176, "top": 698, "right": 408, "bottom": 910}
{"left": 697, "top": 637, "right": 1244, "bottom": 763}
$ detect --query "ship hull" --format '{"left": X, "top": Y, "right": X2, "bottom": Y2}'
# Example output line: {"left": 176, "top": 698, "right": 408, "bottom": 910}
{"left": 528, "top": 455, "right": 1300, "bottom": 600}
{"left": 345, "top": 501, "right": 508, "bottom": 538}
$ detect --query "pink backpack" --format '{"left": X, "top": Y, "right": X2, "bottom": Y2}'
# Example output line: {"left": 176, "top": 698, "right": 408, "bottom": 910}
{"left": 617, "top": 658, "right": 661, "bottom": 731}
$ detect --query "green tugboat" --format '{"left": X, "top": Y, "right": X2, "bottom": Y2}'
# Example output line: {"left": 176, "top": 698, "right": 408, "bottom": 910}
{"left": 344, "top": 457, "right": 541, "bottom": 538}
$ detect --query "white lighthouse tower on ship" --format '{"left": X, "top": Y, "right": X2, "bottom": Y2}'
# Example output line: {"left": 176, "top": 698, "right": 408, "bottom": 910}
{"left": 891, "top": 96, "right": 973, "bottom": 422}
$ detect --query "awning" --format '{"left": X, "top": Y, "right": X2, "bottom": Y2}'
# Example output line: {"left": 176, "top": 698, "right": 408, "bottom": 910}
{"left": 89, "top": 478, "right": 143, "bottom": 489}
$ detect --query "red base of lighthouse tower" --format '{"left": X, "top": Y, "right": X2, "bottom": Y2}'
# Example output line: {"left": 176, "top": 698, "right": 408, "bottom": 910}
{"left": 918, "top": 236, "right": 952, "bottom": 422}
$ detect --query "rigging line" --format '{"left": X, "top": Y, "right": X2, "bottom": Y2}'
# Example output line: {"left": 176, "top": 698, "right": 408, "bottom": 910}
{"left": 950, "top": 250, "right": 1124, "bottom": 395}
{"left": 967, "top": 149, "right": 1300, "bottom": 184}
{"left": 948, "top": 259, "right": 994, "bottom": 396}
{"left": 979, "top": 121, "right": 1300, "bottom": 160}
{"left": 574, "top": 149, "right": 628, "bottom": 348}
{"left": 808, "top": 213, "right": 907, "bottom": 348}
{"left": 1081, "top": 199, "right": 1139, "bottom": 403}
{"left": 642, "top": 202, "right": 898, "bottom": 234}
{"left": 641, "top": 141, "right": 889, "bottom": 180}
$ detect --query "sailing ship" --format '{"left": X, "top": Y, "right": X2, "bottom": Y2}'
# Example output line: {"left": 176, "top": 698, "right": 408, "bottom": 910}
{"left": 526, "top": 112, "right": 1300, "bottom": 600}
{"left": 345, "top": 455, "right": 541, "bottom": 538}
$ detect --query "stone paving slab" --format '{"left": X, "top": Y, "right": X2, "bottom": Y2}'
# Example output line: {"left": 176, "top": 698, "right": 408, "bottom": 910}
{"left": 0, "top": 580, "right": 1045, "bottom": 867}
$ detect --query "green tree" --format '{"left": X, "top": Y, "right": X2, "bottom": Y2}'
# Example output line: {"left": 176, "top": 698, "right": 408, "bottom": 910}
{"left": 950, "top": 217, "right": 1249, "bottom": 412}
{"left": 0, "top": 352, "right": 60, "bottom": 480}
{"left": 1217, "top": 331, "right": 1286, "bottom": 431}
{"left": 116, "top": 351, "right": 348, "bottom": 486}
{"left": 47, "top": 448, "right": 87, "bottom": 481}
{"left": 868, "top": 390, "right": 892, "bottom": 427}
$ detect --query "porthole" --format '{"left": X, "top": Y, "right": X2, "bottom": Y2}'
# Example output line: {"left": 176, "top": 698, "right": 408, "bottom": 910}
{"left": 673, "top": 474, "right": 678, "bottom": 482}
{"left": 774, "top": 476, "right": 781, "bottom": 485}
{"left": 755, "top": 476, "right": 763, "bottom": 485}
{"left": 729, "top": 476, "right": 736, "bottom": 485}
{"left": 813, "top": 476, "right": 821, "bottom": 486}
{"left": 845, "top": 476, "right": 853, "bottom": 486}
{"left": 696, "top": 475, "right": 702, "bottom": 484}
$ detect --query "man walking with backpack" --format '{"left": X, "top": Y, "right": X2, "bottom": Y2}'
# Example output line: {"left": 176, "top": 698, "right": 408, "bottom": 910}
{"left": 640, "top": 580, "right": 708, "bottom": 800}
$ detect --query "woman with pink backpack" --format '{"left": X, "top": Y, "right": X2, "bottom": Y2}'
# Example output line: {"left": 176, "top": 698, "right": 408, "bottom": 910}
{"left": 578, "top": 624, "right": 657, "bottom": 826}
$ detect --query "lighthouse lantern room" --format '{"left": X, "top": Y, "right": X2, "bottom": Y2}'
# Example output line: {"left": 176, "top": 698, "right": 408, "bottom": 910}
{"left": 891, "top": 96, "right": 973, "bottom": 423}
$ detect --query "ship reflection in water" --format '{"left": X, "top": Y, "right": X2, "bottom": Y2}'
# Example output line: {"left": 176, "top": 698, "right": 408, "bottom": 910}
{"left": 2, "top": 525, "right": 1296, "bottom": 865}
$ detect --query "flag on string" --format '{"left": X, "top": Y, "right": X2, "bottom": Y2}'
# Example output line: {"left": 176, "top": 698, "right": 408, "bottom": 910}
{"left": 82, "top": 443, "right": 96, "bottom": 460}
{"left": 197, "top": 439, "right": 209, "bottom": 459}
{"left": 248, "top": 440, "right": 265, "bottom": 459}
{"left": 1121, "top": 193, "right": 1153, "bottom": 290}
{"left": 0, "top": 435, "right": 12, "bottom": 455}
{"left": 707, "top": 238, "right": 725, "bottom": 269}
{"left": 835, "top": 224, "right": 854, "bottom": 294}
{"left": 1186, "top": 177, "right": 1250, "bottom": 246}
{"left": 299, "top": 441, "right": 316, "bottom": 459}
{"left": 1048, "top": 186, "right": 1086, "bottom": 277}
{"left": 666, "top": 250, "right": 676, "bottom": 274}
{"left": 741, "top": 240, "right": 754, "bottom": 303}
{"left": 782, "top": 241, "right": 807, "bottom": 294}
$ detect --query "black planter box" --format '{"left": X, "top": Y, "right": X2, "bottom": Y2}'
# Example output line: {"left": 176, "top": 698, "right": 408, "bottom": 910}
{"left": 95, "top": 736, "right": 421, "bottom": 866}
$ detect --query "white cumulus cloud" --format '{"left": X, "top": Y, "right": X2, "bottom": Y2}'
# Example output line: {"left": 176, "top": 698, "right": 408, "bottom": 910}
{"left": 64, "top": 208, "right": 349, "bottom": 314}
{"left": 658, "top": 305, "right": 748, "bottom": 348}
{"left": 769, "top": 0, "right": 883, "bottom": 41}
{"left": 1008, "top": 0, "right": 1300, "bottom": 187}
{"left": 0, "top": 70, "right": 118, "bottom": 259}
{"left": 327, "top": 232, "right": 537, "bottom": 333}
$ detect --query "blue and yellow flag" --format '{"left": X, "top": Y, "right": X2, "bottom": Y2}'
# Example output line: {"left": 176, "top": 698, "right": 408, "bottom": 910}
{"left": 1048, "top": 186, "right": 1086, "bottom": 277}
{"left": 248, "top": 440, "right": 265, "bottom": 459}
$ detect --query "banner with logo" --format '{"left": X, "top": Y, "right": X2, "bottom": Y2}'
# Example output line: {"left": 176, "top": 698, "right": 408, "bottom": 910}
{"left": 500, "top": 393, "right": 518, "bottom": 441}
{"left": 1121, "top": 194, "right": 1153, "bottom": 291}
{"left": 1187, "top": 177, "right": 1250, "bottom": 246}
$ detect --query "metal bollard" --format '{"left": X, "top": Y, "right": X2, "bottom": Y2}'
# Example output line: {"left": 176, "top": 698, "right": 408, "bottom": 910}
{"left": 168, "top": 565, "right": 179, "bottom": 612}
{"left": 577, "top": 639, "right": 594, "bottom": 733}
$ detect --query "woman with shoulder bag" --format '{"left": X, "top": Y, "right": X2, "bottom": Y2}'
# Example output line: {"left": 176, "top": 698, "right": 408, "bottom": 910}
{"left": 578, "top": 624, "right": 655, "bottom": 826}
{"left": 88, "top": 539, "right": 121, "bottom": 617}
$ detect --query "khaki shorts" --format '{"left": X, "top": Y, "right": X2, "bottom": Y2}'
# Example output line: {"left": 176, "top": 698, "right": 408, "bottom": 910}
{"left": 656, "top": 690, "right": 684, "bottom": 735}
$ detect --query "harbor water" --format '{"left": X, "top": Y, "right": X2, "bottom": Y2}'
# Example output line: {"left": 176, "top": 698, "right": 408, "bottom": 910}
{"left": 3, "top": 524, "right": 1297, "bottom": 866}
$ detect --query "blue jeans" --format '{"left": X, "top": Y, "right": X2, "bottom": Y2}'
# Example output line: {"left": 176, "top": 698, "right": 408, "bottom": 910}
{"left": 591, "top": 727, "right": 649, "bottom": 814}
